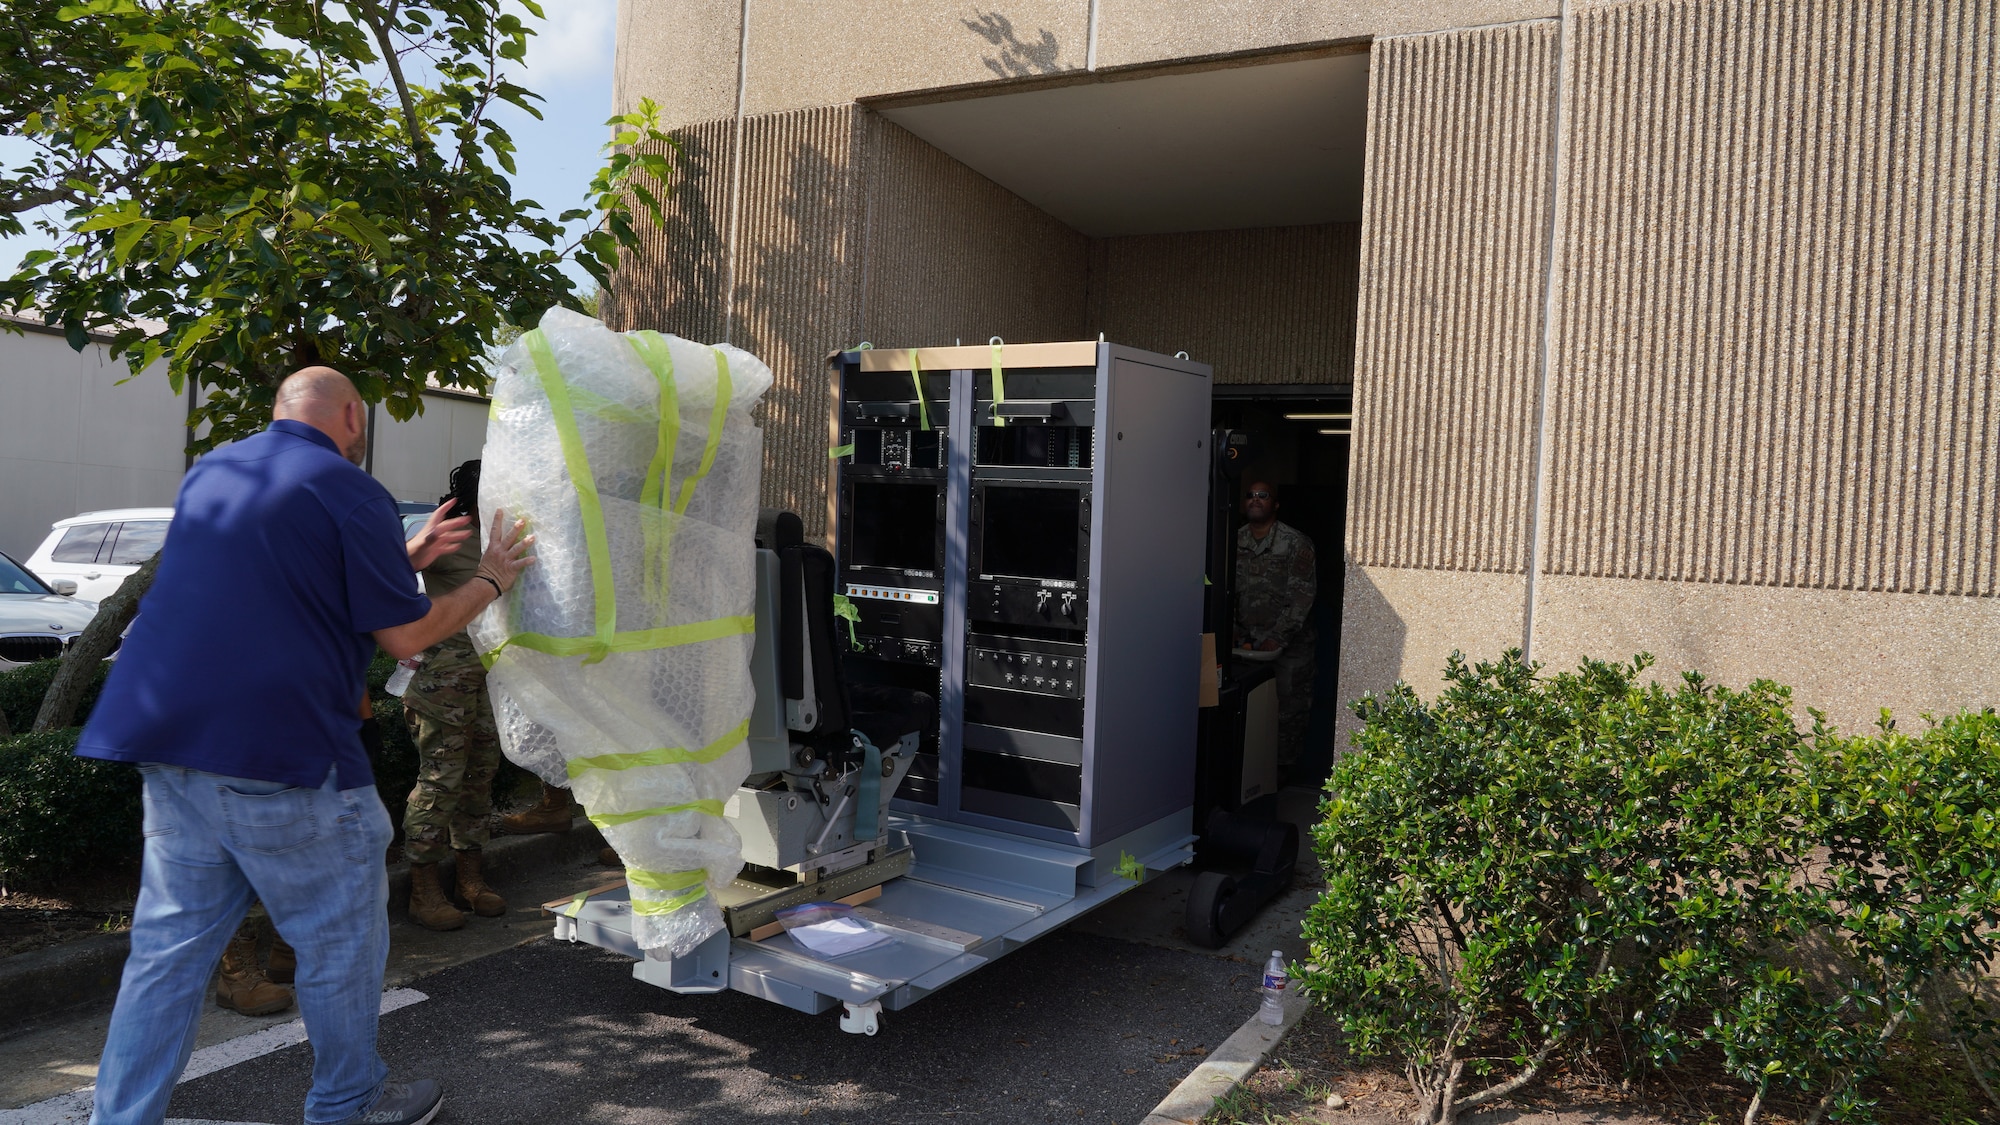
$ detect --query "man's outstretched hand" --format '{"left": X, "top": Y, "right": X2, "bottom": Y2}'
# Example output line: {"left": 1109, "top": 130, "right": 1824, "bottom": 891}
{"left": 477, "top": 507, "right": 536, "bottom": 594}
{"left": 407, "top": 498, "right": 474, "bottom": 571}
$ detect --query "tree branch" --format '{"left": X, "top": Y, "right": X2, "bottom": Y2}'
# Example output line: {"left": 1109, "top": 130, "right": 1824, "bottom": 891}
{"left": 1958, "top": 1034, "right": 2000, "bottom": 1112}
{"left": 35, "top": 552, "right": 160, "bottom": 731}
{"left": 0, "top": 183, "right": 80, "bottom": 215}
{"left": 354, "top": 1, "right": 424, "bottom": 155}
{"left": 1802, "top": 1007, "right": 1909, "bottom": 1125}
{"left": 1450, "top": 1037, "right": 1558, "bottom": 1114}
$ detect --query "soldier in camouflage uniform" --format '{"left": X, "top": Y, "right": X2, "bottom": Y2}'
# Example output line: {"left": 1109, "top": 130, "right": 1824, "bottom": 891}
{"left": 1234, "top": 480, "right": 1317, "bottom": 779}
{"left": 401, "top": 460, "right": 507, "bottom": 931}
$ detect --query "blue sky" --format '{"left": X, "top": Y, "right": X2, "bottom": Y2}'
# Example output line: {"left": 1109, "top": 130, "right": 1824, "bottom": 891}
{"left": 0, "top": 0, "right": 619, "bottom": 290}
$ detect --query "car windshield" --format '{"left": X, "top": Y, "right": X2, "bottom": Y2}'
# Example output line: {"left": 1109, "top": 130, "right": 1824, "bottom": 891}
{"left": 0, "top": 554, "right": 54, "bottom": 595}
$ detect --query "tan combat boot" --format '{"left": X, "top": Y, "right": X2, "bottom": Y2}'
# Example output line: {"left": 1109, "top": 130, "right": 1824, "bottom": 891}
{"left": 408, "top": 862, "right": 466, "bottom": 931}
{"left": 497, "top": 782, "right": 575, "bottom": 835}
{"left": 266, "top": 932, "right": 296, "bottom": 984}
{"left": 214, "top": 932, "right": 294, "bottom": 1016}
{"left": 452, "top": 849, "right": 506, "bottom": 917}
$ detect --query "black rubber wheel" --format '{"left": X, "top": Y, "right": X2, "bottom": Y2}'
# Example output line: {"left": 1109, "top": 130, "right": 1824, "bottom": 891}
{"left": 1185, "top": 870, "right": 1237, "bottom": 949}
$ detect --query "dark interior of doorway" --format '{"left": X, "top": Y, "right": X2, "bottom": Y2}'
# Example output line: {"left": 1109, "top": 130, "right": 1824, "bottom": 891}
{"left": 1211, "top": 384, "right": 1351, "bottom": 789}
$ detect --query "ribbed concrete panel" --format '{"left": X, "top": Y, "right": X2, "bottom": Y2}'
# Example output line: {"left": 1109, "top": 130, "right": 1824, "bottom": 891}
{"left": 1085, "top": 224, "right": 1359, "bottom": 384}
{"left": 1346, "top": 22, "right": 1559, "bottom": 574}
{"left": 604, "top": 120, "right": 737, "bottom": 344}
{"left": 1544, "top": 0, "right": 2000, "bottom": 597}
{"left": 858, "top": 117, "right": 1089, "bottom": 348}
{"left": 728, "top": 107, "right": 869, "bottom": 537}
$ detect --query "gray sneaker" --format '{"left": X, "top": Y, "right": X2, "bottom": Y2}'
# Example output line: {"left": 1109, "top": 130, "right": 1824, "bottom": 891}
{"left": 334, "top": 1079, "right": 444, "bottom": 1125}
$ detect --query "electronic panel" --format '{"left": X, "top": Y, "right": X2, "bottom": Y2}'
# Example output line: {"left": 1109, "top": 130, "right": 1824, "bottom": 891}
{"left": 832, "top": 366, "right": 953, "bottom": 805}
{"left": 831, "top": 342, "right": 1210, "bottom": 846}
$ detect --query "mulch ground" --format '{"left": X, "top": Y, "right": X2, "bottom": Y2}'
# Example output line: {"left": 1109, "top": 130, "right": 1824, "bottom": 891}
{"left": 0, "top": 856, "right": 140, "bottom": 958}
{"left": 1207, "top": 1004, "right": 1999, "bottom": 1125}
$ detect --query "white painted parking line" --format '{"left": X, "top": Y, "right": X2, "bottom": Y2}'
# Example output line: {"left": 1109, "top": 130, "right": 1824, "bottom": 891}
{"left": 1, "top": 989, "right": 428, "bottom": 1125}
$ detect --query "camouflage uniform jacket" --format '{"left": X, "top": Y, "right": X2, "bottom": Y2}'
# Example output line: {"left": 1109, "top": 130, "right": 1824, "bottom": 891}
{"left": 406, "top": 533, "right": 484, "bottom": 718}
{"left": 1235, "top": 520, "right": 1316, "bottom": 649}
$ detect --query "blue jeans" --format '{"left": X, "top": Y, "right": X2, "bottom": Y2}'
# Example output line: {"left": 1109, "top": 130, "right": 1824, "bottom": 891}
{"left": 91, "top": 764, "right": 393, "bottom": 1125}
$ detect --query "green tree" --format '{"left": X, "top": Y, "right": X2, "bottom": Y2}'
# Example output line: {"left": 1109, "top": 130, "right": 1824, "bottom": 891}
{"left": 2, "top": 0, "right": 674, "bottom": 729}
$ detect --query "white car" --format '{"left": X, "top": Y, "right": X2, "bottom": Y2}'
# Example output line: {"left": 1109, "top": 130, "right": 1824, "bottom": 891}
{"left": 0, "top": 550, "right": 102, "bottom": 671}
{"left": 25, "top": 507, "right": 173, "bottom": 604}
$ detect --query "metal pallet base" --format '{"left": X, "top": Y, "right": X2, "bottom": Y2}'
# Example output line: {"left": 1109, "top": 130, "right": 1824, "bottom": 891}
{"left": 550, "top": 809, "right": 1195, "bottom": 1030}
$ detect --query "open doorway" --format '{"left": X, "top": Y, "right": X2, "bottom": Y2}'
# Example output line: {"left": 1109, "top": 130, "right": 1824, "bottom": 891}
{"left": 1212, "top": 385, "right": 1352, "bottom": 787}
{"left": 864, "top": 43, "right": 1371, "bottom": 788}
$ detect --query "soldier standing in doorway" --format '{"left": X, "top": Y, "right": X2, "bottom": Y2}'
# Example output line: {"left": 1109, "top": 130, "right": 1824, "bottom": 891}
{"left": 1234, "top": 480, "right": 1317, "bottom": 784}
{"left": 401, "top": 459, "right": 509, "bottom": 930}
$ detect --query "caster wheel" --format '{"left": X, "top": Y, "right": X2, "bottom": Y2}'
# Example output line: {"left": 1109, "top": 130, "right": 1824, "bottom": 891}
{"left": 1186, "top": 870, "right": 1237, "bottom": 949}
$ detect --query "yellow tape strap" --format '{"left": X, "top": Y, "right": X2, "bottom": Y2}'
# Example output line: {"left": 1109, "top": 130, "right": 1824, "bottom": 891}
{"left": 562, "top": 890, "right": 591, "bottom": 918}
{"left": 629, "top": 885, "right": 708, "bottom": 914}
{"left": 588, "top": 799, "right": 726, "bottom": 829}
{"left": 479, "top": 615, "right": 755, "bottom": 669}
{"left": 673, "top": 348, "right": 732, "bottom": 515}
{"left": 990, "top": 339, "right": 1006, "bottom": 427}
{"left": 627, "top": 332, "right": 684, "bottom": 605}
{"left": 625, "top": 867, "right": 709, "bottom": 913}
{"left": 565, "top": 719, "right": 751, "bottom": 778}
{"left": 828, "top": 443, "right": 855, "bottom": 459}
{"left": 910, "top": 349, "right": 931, "bottom": 431}
{"left": 523, "top": 330, "right": 617, "bottom": 664}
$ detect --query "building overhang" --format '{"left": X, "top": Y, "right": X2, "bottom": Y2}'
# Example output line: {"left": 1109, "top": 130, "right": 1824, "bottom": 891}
{"left": 873, "top": 47, "right": 1371, "bottom": 238}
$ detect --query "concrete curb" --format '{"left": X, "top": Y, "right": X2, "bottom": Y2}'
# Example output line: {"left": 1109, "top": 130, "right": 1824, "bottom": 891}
{"left": 0, "top": 818, "right": 603, "bottom": 1033}
{"left": 1141, "top": 988, "right": 1313, "bottom": 1125}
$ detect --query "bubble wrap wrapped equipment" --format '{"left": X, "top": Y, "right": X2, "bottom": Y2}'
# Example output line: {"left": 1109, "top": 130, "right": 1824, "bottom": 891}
{"left": 469, "top": 307, "right": 773, "bottom": 956}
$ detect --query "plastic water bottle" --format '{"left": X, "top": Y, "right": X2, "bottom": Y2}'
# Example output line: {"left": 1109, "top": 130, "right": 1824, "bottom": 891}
{"left": 1258, "top": 950, "right": 1287, "bottom": 1026}
{"left": 384, "top": 653, "right": 423, "bottom": 697}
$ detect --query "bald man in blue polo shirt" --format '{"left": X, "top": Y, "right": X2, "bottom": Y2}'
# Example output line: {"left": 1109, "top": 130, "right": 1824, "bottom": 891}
{"left": 77, "top": 367, "right": 534, "bottom": 1125}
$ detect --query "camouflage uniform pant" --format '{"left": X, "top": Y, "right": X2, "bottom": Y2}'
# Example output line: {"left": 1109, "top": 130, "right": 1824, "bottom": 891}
{"left": 1272, "top": 635, "right": 1316, "bottom": 769}
{"left": 401, "top": 637, "right": 499, "bottom": 866}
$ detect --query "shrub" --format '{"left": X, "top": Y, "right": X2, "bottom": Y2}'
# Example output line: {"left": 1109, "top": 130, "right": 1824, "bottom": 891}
{"left": 0, "top": 657, "right": 113, "bottom": 735}
{"left": 1300, "top": 652, "right": 2000, "bottom": 1125}
{"left": 0, "top": 727, "right": 141, "bottom": 888}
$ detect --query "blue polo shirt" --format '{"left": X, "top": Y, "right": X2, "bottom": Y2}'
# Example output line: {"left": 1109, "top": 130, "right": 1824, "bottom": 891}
{"left": 77, "top": 420, "right": 432, "bottom": 787}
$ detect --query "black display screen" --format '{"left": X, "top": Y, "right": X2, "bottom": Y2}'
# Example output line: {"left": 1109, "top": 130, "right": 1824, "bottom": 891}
{"left": 980, "top": 486, "right": 1081, "bottom": 580}
{"left": 849, "top": 481, "right": 938, "bottom": 571}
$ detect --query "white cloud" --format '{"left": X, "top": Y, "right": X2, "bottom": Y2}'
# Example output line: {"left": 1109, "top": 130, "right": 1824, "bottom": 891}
{"left": 515, "top": 0, "right": 617, "bottom": 90}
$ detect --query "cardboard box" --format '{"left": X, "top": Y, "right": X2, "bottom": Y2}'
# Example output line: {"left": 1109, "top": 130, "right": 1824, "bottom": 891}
{"left": 1199, "top": 632, "right": 1220, "bottom": 708}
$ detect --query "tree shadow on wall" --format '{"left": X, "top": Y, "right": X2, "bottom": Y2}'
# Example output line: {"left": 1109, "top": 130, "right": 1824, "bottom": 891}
{"left": 736, "top": 130, "right": 860, "bottom": 534}
{"left": 963, "top": 9, "right": 1069, "bottom": 78}
{"left": 607, "top": 130, "right": 730, "bottom": 341}
{"left": 1330, "top": 557, "right": 1406, "bottom": 764}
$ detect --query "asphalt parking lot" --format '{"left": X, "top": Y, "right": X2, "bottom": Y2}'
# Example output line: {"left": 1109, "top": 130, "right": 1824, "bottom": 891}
{"left": 162, "top": 930, "right": 1255, "bottom": 1125}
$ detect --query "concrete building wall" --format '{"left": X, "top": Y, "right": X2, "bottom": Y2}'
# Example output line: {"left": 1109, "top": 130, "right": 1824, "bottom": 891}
{"left": 1086, "top": 223, "right": 1360, "bottom": 385}
{"left": 1335, "top": 0, "right": 1999, "bottom": 741}
{"left": 1526, "top": 0, "right": 2000, "bottom": 730}
{"left": 0, "top": 327, "right": 184, "bottom": 560}
{"left": 0, "top": 323, "right": 496, "bottom": 560}
{"left": 613, "top": 0, "right": 1998, "bottom": 744}
{"left": 614, "top": 0, "right": 1562, "bottom": 129}
{"left": 366, "top": 394, "right": 495, "bottom": 509}
{"left": 1333, "top": 20, "right": 1557, "bottom": 742}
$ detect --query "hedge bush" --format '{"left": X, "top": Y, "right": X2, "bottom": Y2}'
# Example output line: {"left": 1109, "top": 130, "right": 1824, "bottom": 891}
{"left": 0, "top": 650, "right": 532, "bottom": 876}
{"left": 0, "top": 726, "right": 141, "bottom": 887}
{"left": 1300, "top": 651, "right": 2000, "bottom": 1125}
{"left": 0, "top": 657, "right": 112, "bottom": 735}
